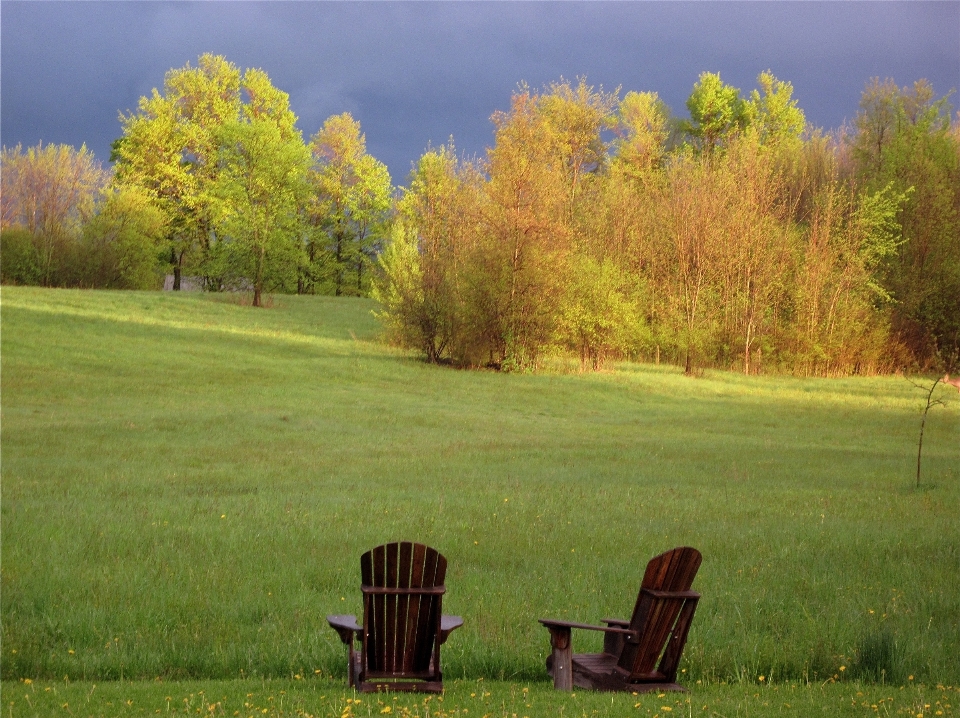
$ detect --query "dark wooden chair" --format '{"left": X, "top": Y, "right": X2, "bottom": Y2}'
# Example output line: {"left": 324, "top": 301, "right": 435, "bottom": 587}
{"left": 539, "top": 546, "right": 702, "bottom": 692}
{"left": 327, "top": 542, "right": 463, "bottom": 693}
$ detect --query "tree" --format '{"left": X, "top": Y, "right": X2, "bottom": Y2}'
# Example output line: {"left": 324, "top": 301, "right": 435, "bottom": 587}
{"left": 307, "top": 113, "right": 393, "bottom": 296}
{"left": 852, "top": 78, "right": 900, "bottom": 175}
{"left": 745, "top": 71, "right": 806, "bottom": 150}
{"left": 684, "top": 72, "right": 748, "bottom": 155}
{"left": 791, "top": 178, "right": 909, "bottom": 375}
{"left": 211, "top": 119, "right": 310, "bottom": 306}
{"left": 112, "top": 54, "right": 301, "bottom": 292}
{"left": 375, "top": 143, "right": 484, "bottom": 363}
{"left": 0, "top": 227, "right": 42, "bottom": 285}
{"left": 612, "top": 91, "right": 671, "bottom": 176}
{"left": 557, "top": 254, "right": 647, "bottom": 370}
{"left": 852, "top": 79, "right": 960, "bottom": 365}
{"left": 478, "top": 81, "right": 617, "bottom": 369}
{"left": 0, "top": 143, "right": 107, "bottom": 285}
{"left": 77, "top": 185, "right": 166, "bottom": 289}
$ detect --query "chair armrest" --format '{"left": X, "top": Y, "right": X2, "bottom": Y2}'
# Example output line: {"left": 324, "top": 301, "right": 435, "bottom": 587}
{"left": 440, "top": 615, "right": 464, "bottom": 644}
{"left": 539, "top": 619, "right": 636, "bottom": 691}
{"left": 539, "top": 618, "right": 634, "bottom": 636}
{"left": 326, "top": 614, "right": 361, "bottom": 645}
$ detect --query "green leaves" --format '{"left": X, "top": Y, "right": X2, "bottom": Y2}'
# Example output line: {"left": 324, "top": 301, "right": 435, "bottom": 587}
{"left": 210, "top": 119, "right": 311, "bottom": 304}
{"left": 112, "top": 54, "right": 312, "bottom": 295}
{"left": 745, "top": 71, "right": 806, "bottom": 149}
{"left": 307, "top": 113, "right": 394, "bottom": 297}
{"left": 684, "top": 72, "right": 748, "bottom": 154}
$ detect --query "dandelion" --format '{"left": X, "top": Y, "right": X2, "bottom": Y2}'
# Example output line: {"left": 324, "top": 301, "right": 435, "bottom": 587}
{"left": 759, "top": 676, "right": 765, "bottom": 682}
{"left": 840, "top": 666, "right": 846, "bottom": 672}
{"left": 380, "top": 708, "right": 392, "bottom": 714}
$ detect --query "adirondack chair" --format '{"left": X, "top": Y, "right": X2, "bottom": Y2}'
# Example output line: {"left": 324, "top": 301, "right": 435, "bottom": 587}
{"left": 539, "top": 546, "right": 702, "bottom": 692}
{"left": 327, "top": 542, "right": 463, "bottom": 693}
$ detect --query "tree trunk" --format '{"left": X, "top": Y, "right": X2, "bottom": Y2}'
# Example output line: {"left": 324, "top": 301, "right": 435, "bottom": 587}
{"left": 169, "top": 249, "right": 183, "bottom": 290}
{"left": 335, "top": 233, "right": 343, "bottom": 297}
{"left": 253, "top": 244, "right": 265, "bottom": 308}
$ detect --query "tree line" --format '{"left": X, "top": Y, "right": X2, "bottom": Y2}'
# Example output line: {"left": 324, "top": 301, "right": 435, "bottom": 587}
{"left": 2, "top": 54, "right": 957, "bottom": 374}
{"left": 1, "top": 54, "right": 392, "bottom": 306}
{"left": 376, "top": 74, "right": 959, "bottom": 375}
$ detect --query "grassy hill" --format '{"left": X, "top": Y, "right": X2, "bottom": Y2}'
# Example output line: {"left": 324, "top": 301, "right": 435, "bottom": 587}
{"left": 1, "top": 287, "right": 957, "bottom": 713}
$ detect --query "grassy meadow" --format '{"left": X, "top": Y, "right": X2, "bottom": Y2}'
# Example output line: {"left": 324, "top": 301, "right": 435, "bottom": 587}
{"left": 2, "top": 286, "right": 958, "bottom": 715}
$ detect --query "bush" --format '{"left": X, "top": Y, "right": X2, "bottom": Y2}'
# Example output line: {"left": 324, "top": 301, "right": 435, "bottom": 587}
{"left": 0, "top": 227, "right": 42, "bottom": 285}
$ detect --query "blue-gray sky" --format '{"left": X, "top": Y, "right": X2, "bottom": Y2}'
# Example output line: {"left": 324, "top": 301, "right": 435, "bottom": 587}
{"left": 2, "top": 1, "right": 958, "bottom": 184}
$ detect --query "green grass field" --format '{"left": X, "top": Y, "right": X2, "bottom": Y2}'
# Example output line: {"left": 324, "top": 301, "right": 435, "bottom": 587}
{"left": 2, "top": 287, "right": 958, "bottom": 716}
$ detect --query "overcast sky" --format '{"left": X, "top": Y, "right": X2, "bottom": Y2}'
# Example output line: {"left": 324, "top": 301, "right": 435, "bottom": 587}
{"left": 2, "top": 1, "right": 958, "bottom": 184}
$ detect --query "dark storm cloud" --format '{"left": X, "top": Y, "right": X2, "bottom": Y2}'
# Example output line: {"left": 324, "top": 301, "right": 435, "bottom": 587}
{"left": 2, "top": 1, "right": 958, "bottom": 183}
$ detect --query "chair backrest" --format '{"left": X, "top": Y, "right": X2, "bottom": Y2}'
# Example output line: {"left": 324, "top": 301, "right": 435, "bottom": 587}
{"left": 360, "top": 542, "right": 447, "bottom": 677}
{"left": 617, "top": 546, "right": 702, "bottom": 678}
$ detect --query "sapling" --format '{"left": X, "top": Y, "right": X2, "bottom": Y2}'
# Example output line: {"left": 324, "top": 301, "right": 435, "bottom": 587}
{"left": 910, "top": 372, "right": 956, "bottom": 488}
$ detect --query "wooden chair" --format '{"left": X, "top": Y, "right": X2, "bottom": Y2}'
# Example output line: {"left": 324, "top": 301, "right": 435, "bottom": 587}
{"left": 539, "top": 546, "right": 702, "bottom": 692}
{"left": 327, "top": 542, "right": 463, "bottom": 693}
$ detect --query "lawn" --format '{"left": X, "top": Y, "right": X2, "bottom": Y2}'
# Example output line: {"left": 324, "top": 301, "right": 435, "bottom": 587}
{"left": 2, "top": 287, "right": 958, "bottom": 715}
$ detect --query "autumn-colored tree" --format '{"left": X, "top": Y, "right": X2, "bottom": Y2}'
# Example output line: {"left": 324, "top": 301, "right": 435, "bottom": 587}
{"left": 611, "top": 91, "right": 671, "bottom": 177}
{"left": 0, "top": 143, "right": 107, "bottom": 285}
{"left": 375, "top": 72, "right": 949, "bottom": 378}
{"left": 480, "top": 80, "right": 617, "bottom": 369}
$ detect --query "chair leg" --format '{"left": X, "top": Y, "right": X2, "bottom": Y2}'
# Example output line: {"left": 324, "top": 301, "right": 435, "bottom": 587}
{"left": 349, "top": 646, "right": 359, "bottom": 688}
{"left": 546, "top": 625, "right": 573, "bottom": 691}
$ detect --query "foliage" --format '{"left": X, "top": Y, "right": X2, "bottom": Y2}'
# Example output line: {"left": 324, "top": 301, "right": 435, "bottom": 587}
{"left": 377, "top": 72, "right": 956, "bottom": 375}
{"left": 0, "top": 142, "right": 108, "bottom": 285}
{"left": 307, "top": 113, "right": 393, "bottom": 297}
{"left": 76, "top": 186, "right": 167, "bottom": 289}
{"left": 684, "top": 71, "right": 749, "bottom": 154}
{"left": 5, "top": 58, "right": 956, "bottom": 373}
{"left": 111, "top": 54, "right": 308, "bottom": 295}
{"left": 851, "top": 78, "right": 960, "bottom": 365}
{"left": 0, "top": 227, "right": 42, "bottom": 285}
{"left": 211, "top": 119, "right": 311, "bottom": 306}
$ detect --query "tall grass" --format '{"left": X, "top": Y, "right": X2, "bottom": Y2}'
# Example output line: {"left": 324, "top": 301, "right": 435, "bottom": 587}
{"left": 2, "top": 287, "right": 958, "bottom": 685}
